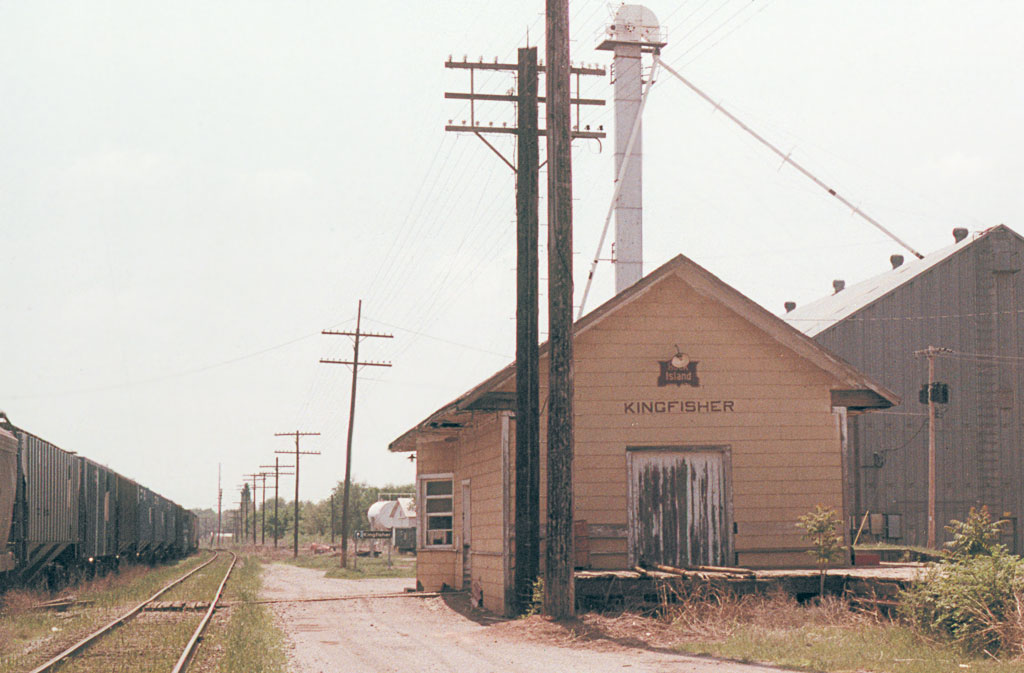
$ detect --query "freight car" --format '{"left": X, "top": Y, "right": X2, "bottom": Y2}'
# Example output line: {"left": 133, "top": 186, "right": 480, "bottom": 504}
{"left": 0, "top": 413, "right": 198, "bottom": 590}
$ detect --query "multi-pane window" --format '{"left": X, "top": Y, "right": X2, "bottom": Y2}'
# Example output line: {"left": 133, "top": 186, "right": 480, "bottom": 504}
{"left": 422, "top": 477, "right": 453, "bottom": 547}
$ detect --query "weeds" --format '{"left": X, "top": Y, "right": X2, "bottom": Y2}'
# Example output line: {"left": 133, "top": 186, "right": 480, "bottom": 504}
{"left": 899, "top": 507, "right": 1024, "bottom": 659}
{"left": 217, "top": 556, "right": 287, "bottom": 673}
{"left": 0, "top": 554, "right": 210, "bottom": 673}
{"left": 664, "top": 583, "right": 1023, "bottom": 671}
{"left": 900, "top": 549, "right": 1024, "bottom": 658}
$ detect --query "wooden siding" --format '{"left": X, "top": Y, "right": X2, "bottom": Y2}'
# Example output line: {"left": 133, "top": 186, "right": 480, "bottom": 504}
{"left": 414, "top": 266, "right": 859, "bottom": 612}
{"left": 627, "top": 448, "right": 730, "bottom": 567}
{"left": 569, "top": 274, "right": 844, "bottom": 567}
{"left": 814, "top": 228, "right": 1024, "bottom": 552}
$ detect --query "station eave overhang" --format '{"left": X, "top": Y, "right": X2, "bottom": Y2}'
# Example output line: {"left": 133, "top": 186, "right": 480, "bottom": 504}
{"left": 830, "top": 389, "right": 894, "bottom": 412}
{"left": 388, "top": 386, "right": 515, "bottom": 454}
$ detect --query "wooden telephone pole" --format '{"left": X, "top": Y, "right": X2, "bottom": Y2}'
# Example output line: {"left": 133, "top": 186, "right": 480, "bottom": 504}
{"left": 261, "top": 459, "right": 294, "bottom": 549}
{"left": 240, "top": 485, "right": 250, "bottom": 542}
{"left": 274, "top": 431, "right": 320, "bottom": 558}
{"left": 243, "top": 473, "right": 266, "bottom": 546}
{"left": 216, "top": 463, "right": 222, "bottom": 547}
{"left": 915, "top": 345, "right": 951, "bottom": 548}
{"left": 322, "top": 300, "right": 392, "bottom": 568}
{"left": 445, "top": 42, "right": 603, "bottom": 616}
{"left": 545, "top": 0, "right": 575, "bottom": 619}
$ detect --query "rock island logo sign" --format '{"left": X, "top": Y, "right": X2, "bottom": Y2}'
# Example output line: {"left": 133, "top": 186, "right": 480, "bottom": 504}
{"left": 658, "top": 346, "right": 699, "bottom": 387}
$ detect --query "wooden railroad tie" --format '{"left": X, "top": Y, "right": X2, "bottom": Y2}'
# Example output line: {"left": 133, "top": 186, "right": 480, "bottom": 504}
{"left": 146, "top": 600, "right": 211, "bottom": 612}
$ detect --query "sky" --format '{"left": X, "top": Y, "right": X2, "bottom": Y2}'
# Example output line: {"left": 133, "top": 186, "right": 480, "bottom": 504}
{"left": 1, "top": 2, "right": 1021, "bottom": 511}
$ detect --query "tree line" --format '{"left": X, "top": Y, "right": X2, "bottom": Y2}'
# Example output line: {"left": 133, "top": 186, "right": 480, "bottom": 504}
{"left": 192, "top": 480, "right": 415, "bottom": 544}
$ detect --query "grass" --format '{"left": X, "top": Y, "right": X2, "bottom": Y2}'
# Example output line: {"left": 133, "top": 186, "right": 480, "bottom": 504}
{"left": 283, "top": 553, "right": 416, "bottom": 580}
{"left": 668, "top": 589, "right": 1024, "bottom": 673}
{"left": 190, "top": 555, "right": 287, "bottom": 673}
{"left": 0, "top": 552, "right": 212, "bottom": 673}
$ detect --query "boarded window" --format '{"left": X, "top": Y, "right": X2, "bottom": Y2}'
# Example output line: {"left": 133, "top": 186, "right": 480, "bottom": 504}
{"left": 627, "top": 447, "right": 730, "bottom": 568}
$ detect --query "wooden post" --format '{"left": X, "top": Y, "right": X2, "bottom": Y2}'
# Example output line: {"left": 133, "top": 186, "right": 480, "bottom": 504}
{"left": 274, "top": 431, "right": 321, "bottom": 558}
{"left": 274, "top": 458, "right": 279, "bottom": 548}
{"left": 321, "top": 302, "right": 392, "bottom": 568}
{"left": 514, "top": 45, "right": 541, "bottom": 616}
{"left": 330, "top": 493, "right": 336, "bottom": 546}
{"left": 915, "top": 344, "right": 949, "bottom": 548}
{"left": 545, "top": 0, "right": 576, "bottom": 619}
{"left": 927, "top": 348, "right": 937, "bottom": 548}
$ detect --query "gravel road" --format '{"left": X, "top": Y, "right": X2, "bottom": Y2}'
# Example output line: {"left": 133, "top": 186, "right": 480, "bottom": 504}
{"left": 262, "top": 563, "right": 794, "bottom": 673}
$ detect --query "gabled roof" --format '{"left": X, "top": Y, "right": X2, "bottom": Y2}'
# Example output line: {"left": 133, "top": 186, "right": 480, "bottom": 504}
{"left": 784, "top": 226, "right": 1018, "bottom": 338}
{"left": 389, "top": 253, "right": 899, "bottom": 452}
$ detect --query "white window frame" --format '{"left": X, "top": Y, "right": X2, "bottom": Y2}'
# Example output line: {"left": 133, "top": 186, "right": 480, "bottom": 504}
{"left": 419, "top": 473, "right": 455, "bottom": 549}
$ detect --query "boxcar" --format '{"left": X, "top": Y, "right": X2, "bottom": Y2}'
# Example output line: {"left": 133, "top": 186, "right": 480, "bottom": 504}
{"left": 78, "top": 457, "right": 118, "bottom": 570}
{"left": 151, "top": 493, "right": 173, "bottom": 559}
{"left": 137, "top": 486, "right": 156, "bottom": 559}
{"left": 16, "top": 431, "right": 80, "bottom": 583}
{"left": 1, "top": 418, "right": 193, "bottom": 587}
{"left": 0, "top": 427, "right": 17, "bottom": 574}
{"left": 115, "top": 474, "right": 139, "bottom": 557}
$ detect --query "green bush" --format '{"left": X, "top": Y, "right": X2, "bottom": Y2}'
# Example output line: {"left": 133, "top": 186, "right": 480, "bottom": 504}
{"left": 901, "top": 542, "right": 1024, "bottom": 657}
{"left": 796, "top": 505, "right": 844, "bottom": 596}
{"left": 945, "top": 505, "right": 1003, "bottom": 559}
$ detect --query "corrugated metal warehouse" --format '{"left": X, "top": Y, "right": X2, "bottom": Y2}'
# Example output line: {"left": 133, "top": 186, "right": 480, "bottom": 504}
{"left": 784, "top": 225, "right": 1024, "bottom": 552}
{"left": 390, "top": 254, "right": 897, "bottom": 615}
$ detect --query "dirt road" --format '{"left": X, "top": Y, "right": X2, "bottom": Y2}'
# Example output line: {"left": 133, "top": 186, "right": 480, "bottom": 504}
{"left": 262, "top": 563, "right": 793, "bottom": 673}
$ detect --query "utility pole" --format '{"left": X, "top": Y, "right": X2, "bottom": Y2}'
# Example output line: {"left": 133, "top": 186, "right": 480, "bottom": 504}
{"left": 274, "top": 431, "right": 321, "bottom": 558}
{"left": 322, "top": 300, "right": 392, "bottom": 568}
{"left": 240, "top": 485, "right": 250, "bottom": 543}
{"left": 444, "top": 46, "right": 603, "bottom": 616}
{"left": 545, "top": 0, "right": 575, "bottom": 619}
{"left": 244, "top": 473, "right": 262, "bottom": 546}
{"left": 259, "top": 472, "right": 269, "bottom": 545}
{"left": 216, "top": 463, "right": 222, "bottom": 548}
{"left": 234, "top": 501, "right": 243, "bottom": 542}
{"left": 915, "top": 346, "right": 952, "bottom": 548}
{"left": 261, "top": 459, "right": 294, "bottom": 549}
{"left": 330, "top": 493, "right": 336, "bottom": 546}
{"left": 515, "top": 46, "right": 542, "bottom": 615}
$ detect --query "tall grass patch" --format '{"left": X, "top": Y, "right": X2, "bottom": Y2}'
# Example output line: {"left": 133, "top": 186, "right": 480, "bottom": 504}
{"left": 670, "top": 588, "right": 1022, "bottom": 672}
{"left": 217, "top": 556, "right": 287, "bottom": 673}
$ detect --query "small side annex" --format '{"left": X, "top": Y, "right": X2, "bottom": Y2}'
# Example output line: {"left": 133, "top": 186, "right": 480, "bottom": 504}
{"left": 389, "top": 254, "right": 898, "bottom": 616}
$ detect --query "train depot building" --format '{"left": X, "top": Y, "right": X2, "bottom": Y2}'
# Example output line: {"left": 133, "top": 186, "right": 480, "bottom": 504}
{"left": 390, "top": 255, "right": 898, "bottom": 616}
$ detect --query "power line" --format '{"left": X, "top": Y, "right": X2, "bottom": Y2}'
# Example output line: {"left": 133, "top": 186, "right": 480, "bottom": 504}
{"left": 657, "top": 56, "right": 924, "bottom": 260}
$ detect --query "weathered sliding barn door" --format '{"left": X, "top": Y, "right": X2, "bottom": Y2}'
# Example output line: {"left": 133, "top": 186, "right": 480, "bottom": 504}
{"left": 627, "top": 447, "right": 731, "bottom": 568}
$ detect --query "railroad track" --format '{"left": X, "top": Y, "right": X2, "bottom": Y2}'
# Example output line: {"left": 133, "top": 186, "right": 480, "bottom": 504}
{"left": 27, "top": 550, "right": 237, "bottom": 673}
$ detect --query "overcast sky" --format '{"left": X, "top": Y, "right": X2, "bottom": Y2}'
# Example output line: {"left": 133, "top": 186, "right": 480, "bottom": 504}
{"left": 2, "top": 2, "right": 1021, "bottom": 510}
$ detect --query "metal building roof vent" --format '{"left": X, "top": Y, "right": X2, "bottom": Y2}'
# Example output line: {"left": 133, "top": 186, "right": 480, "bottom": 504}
{"left": 953, "top": 227, "right": 969, "bottom": 243}
{"left": 832, "top": 279, "right": 845, "bottom": 294}
{"left": 784, "top": 301, "right": 796, "bottom": 313}
{"left": 890, "top": 254, "right": 904, "bottom": 269}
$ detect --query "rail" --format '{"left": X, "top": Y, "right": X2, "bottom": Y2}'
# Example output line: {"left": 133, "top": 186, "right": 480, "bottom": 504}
{"left": 171, "top": 551, "right": 237, "bottom": 673}
{"left": 26, "top": 551, "right": 223, "bottom": 673}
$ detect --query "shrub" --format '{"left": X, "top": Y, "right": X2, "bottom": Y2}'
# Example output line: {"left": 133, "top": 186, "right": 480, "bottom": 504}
{"left": 900, "top": 543, "right": 1024, "bottom": 657}
{"left": 796, "top": 505, "right": 844, "bottom": 596}
{"left": 945, "top": 505, "right": 1004, "bottom": 559}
